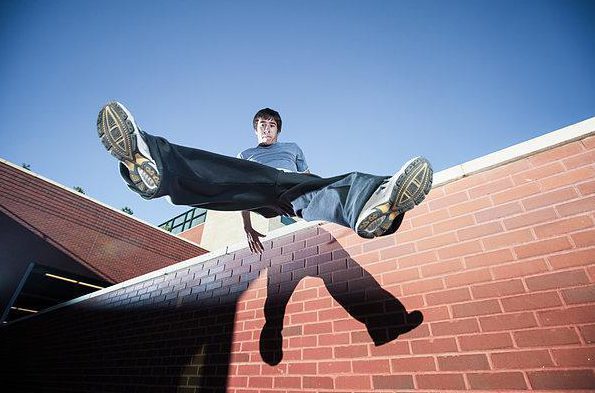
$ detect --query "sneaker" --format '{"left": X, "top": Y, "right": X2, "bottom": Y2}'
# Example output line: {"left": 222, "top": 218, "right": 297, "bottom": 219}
{"left": 355, "top": 157, "right": 433, "bottom": 238}
{"left": 96, "top": 101, "right": 160, "bottom": 194}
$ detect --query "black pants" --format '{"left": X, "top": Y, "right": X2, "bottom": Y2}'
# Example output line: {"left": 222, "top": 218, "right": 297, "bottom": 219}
{"left": 124, "top": 132, "right": 387, "bottom": 230}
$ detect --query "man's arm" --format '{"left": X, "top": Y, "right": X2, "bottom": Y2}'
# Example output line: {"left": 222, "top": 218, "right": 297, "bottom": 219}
{"left": 241, "top": 210, "right": 265, "bottom": 254}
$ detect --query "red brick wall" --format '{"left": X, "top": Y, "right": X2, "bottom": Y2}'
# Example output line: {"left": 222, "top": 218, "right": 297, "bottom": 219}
{"left": 180, "top": 223, "right": 205, "bottom": 245}
{"left": 1, "top": 136, "right": 593, "bottom": 392}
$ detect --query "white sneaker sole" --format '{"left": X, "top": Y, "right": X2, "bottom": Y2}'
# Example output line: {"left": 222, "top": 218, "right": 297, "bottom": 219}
{"left": 356, "top": 157, "right": 433, "bottom": 238}
{"left": 97, "top": 101, "right": 160, "bottom": 193}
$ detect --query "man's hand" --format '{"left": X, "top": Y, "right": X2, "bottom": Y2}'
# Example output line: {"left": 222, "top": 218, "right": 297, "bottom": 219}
{"left": 241, "top": 210, "right": 265, "bottom": 254}
{"left": 245, "top": 226, "right": 265, "bottom": 254}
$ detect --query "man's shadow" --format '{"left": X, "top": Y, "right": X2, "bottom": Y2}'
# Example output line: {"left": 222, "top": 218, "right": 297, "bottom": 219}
{"left": 2, "top": 226, "right": 423, "bottom": 393}
{"left": 257, "top": 226, "right": 423, "bottom": 366}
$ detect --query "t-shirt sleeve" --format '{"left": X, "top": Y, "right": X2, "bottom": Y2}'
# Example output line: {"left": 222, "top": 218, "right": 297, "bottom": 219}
{"left": 294, "top": 144, "right": 309, "bottom": 172}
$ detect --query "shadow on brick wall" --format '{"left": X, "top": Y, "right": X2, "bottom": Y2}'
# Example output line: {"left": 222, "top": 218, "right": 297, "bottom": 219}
{"left": 1, "top": 227, "right": 423, "bottom": 392}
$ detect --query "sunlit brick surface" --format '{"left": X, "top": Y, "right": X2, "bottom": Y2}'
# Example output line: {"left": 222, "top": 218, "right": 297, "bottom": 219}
{"left": 1, "top": 136, "right": 594, "bottom": 392}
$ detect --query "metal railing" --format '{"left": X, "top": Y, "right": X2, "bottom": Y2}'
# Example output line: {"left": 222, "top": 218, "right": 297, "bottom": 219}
{"left": 159, "top": 208, "right": 207, "bottom": 234}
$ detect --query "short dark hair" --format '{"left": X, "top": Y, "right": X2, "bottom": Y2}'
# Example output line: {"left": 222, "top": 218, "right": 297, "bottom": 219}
{"left": 253, "top": 108, "right": 282, "bottom": 133}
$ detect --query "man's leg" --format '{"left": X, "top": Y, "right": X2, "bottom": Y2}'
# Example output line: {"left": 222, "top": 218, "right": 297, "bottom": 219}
{"left": 98, "top": 102, "right": 289, "bottom": 213}
{"left": 284, "top": 157, "right": 433, "bottom": 238}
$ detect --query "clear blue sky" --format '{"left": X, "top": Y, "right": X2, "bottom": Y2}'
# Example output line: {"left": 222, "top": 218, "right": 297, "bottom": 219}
{"left": 1, "top": 0, "right": 594, "bottom": 226}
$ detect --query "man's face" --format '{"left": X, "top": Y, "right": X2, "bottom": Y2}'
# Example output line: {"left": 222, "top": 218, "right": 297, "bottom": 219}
{"left": 255, "top": 118, "right": 279, "bottom": 145}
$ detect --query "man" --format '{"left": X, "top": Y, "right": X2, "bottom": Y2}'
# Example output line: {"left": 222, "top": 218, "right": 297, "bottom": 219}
{"left": 96, "top": 102, "right": 433, "bottom": 249}
{"left": 237, "top": 108, "right": 310, "bottom": 253}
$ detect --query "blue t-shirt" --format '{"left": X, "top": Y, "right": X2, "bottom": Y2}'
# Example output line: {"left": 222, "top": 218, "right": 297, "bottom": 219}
{"left": 238, "top": 142, "right": 309, "bottom": 173}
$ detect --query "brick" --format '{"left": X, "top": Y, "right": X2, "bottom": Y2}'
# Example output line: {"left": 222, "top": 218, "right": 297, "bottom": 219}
{"left": 288, "top": 335, "right": 317, "bottom": 348}
{"left": 305, "top": 232, "right": 331, "bottom": 247}
{"left": 249, "top": 377, "right": 273, "bottom": 388}
{"left": 469, "top": 177, "right": 515, "bottom": 199}
{"left": 429, "top": 190, "right": 468, "bottom": 210}
{"left": 318, "top": 361, "right": 351, "bottom": 374}
{"left": 291, "top": 311, "right": 318, "bottom": 325}
{"left": 391, "top": 356, "right": 436, "bottom": 371}
{"left": 452, "top": 299, "right": 502, "bottom": 318}
{"left": 514, "top": 327, "right": 581, "bottom": 347}
{"left": 480, "top": 312, "right": 538, "bottom": 332}
{"left": 445, "top": 268, "right": 492, "bottom": 288}
{"left": 471, "top": 279, "right": 525, "bottom": 299}
{"left": 416, "top": 373, "right": 466, "bottom": 390}
{"left": 502, "top": 291, "right": 562, "bottom": 312}
{"left": 528, "top": 370, "right": 595, "bottom": 390}
{"left": 362, "top": 235, "right": 395, "bottom": 252}
{"left": 416, "top": 232, "right": 457, "bottom": 251}
{"left": 535, "top": 215, "right": 593, "bottom": 239}
{"left": 420, "top": 259, "right": 463, "bottom": 278}
{"left": 433, "top": 214, "right": 475, "bottom": 235}
{"left": 552, "top": 347, "right": 595, "bottom": 367}
{"left": 492, "top": 181, "right": 541, "bottom": 205}
{"left": 503, "top": 207, "right": 558, "bottom": 230}
{"left": 484, "top": 157, "right": 532, "bottom": 181}
{"left": 394, "top": 225, "right": 433, "bottom": 244}
{"left": 294, "top": 246, "right": 319, "bottom": 261}
{"left": 411, "top": 337, "right": 458, "bottom": 354}
{"left": 437, "top": 240, "right": 483, "bottom": 260}
{"left": 572, "top": 229, "right": 595, "bottom": 247}
{"left": 482, "top": 228, "right": 534, "bottom": 250}
{"left": 514, "top": 236, "right": 573, "bottom": 259}
{"left": 577, "top": 179, "right": 595, "bottom": 195}
{"left": 475, "top": 201, "right": 524, "bottom": 223}
{"left": 334, "top": 344, "right": 368, "bottom": 358}
{"left": 334, "top": 375, "right": 371, "bottom": 390}
{"left": 274, "top": 376, "right": 301, "bottom": 388}
{"left": 432, "top": 318, "right": 480, "bottom": 336}
{"left": 526, "top": 269, "right": 590, "bottom": 291}
{"left": 411, "top": 209, "right": 450, "bottom": 228}
{"left": 422, "top": 305, "right": 450, "bottom": 322}
{"left": 318, "top": 332, "right": 350, "bottom": 346}
{"left": 579, "top": 325, "right": 595, "bottom": 344}
{"left": 541, "top": 166, "right": 595, "bottom": 191}
{"left": 437, "top": 354, "right": 490, "bottom": 370}
{"left": 570, "top": 148, "right": 594, "bottom": 171}
{"left": 449, "top": 196, "right": 492, "bottom": 217}
{"left": 529, "top": 141, "right": 584, "bottom": 166}
{"left": 562, "top": 285, "right": 595, "bottom": 305}
{"left": 556, "top": 195, "right": 595, "bottom": 217}
{"left": 398, "top": 250, "right": 438, "bottom": 268}
{"left": 287, "top": 362, "right": 317, "bottom": 375}
{"left": 459, "top": 332, "right": 513, "bottom": 350}
{"left": 549, "top": 249, "right": 595, "bottom": 269}
{"left": 379, "top": 242, "right": 416, "bottom": 259}
{"left": 538, "top": 305, "right": 595, "bottom": 326}
{"left": 383, "top": 266, "right": 420, "bottom": 285}
{"left": 522, "top": 186, "right": 579, "bottom": 211}
{"left": 352, "top": 359, "right": 390, "bottom": 373}
{"left": 492, "top": 349, "right": 554, "bottom": 369}
{"left": 457, "top": 221, "right": 503, "bottom": 241}
{"left": 365, "top": 259, "right": 398, "bottom": 275}
{"left": 512, "top": 161, "right": 565, "bottom": 185}
{"left": 492, "top": 258, "right": 548, "bottom": 280}
{"left": 445, "top": 172, "right": 487, "bottom": 192}
{"left": 467, "top": 372, "right": 528, "bottom": 390}
{"left": 302, "top": 347, "right": 333, "bottom": 360}
{"left": 465, "top": 248, "right": 514, "bottom": 269}
{"left": 402, "top": 277, "right": 444, "bottom": 295}
{"left": 372, "top": 375, "right": 414, "bottom": 390}
{"left": 303, "top": 376, "right": 333, "bottom": 389}
{"left": 584, "top": 135, "right": 595, "bottom": 149}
